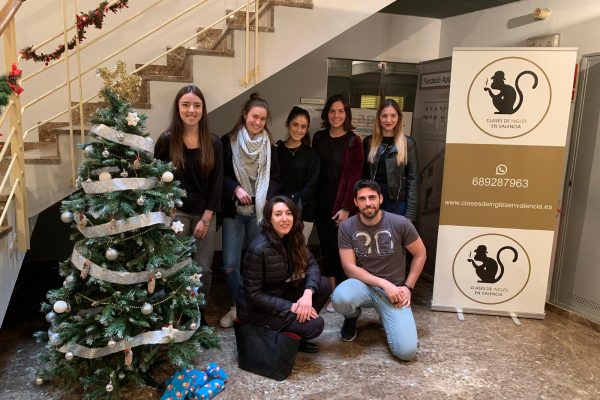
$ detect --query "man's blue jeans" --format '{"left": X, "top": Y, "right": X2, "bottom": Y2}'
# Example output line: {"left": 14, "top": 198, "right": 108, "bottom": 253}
{"left": 332, "top": 278, "right": 418, "bottom": 361}
{"left": 222, "top": 213, "right": 259, "bottom": 305}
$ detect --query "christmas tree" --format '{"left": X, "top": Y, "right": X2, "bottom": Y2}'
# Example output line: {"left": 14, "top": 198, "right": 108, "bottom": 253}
{"left": 35, "top": 61, "right": 219, "bottom": 399}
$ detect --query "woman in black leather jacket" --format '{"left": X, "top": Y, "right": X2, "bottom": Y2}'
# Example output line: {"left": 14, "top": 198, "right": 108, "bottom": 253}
{"left": 236, "top": 196, "right": 332, "bottom": 353}
{"left": 363, "top": 99, "right": 418, "bottom": 222}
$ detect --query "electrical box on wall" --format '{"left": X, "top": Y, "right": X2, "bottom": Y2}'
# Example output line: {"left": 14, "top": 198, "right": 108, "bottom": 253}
{"left": 526, "top": 33, "right": 560, "bottom": 47}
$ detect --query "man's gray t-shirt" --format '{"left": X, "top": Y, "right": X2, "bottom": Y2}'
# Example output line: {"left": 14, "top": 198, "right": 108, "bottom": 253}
{"left": 338, "top": 211, "right": 419, "bottom": 285}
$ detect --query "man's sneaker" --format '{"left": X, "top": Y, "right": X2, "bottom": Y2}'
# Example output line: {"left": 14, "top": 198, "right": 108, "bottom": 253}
{"left": 219, "top": 306, "right": 236, "bottom": 328}
{"left": 340, "top": 317, "right": 358, "bottom": 342}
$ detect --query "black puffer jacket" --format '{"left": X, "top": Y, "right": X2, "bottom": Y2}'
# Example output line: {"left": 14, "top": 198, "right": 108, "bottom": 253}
{"left": 237, "top": 232, "right": 321, "bottom": 322}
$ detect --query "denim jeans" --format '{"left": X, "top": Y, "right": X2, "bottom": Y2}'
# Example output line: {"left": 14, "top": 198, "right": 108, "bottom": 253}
{"left": 332, "top": 278, "right": 418, "bottom": 361}
{"left": 222, "top": 212, "right": 259, "bottom": 305}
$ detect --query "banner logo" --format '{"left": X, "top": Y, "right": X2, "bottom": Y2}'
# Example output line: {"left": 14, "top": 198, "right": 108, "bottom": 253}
{"left": 468, "top": 57, "right": 551, "bottom": 139}
{"left": 452, "top": 234, "right": 531, "bottom": 304}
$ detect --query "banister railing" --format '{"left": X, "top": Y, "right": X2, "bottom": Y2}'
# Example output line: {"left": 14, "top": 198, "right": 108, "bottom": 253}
{"left": 2, "top": 0, "right": 267, "bottom": 249}
{"left": 0, "top": 0, "right": 29, "bottom": 250}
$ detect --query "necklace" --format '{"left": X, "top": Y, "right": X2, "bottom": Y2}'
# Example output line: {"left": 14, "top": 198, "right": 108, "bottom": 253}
{"left": 285, "top": 141, "right": 301, "bottom": 156}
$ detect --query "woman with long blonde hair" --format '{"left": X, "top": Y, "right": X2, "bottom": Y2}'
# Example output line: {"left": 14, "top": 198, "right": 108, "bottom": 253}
{"left": 363, "top": 99, "right": 418, "bottom": 221}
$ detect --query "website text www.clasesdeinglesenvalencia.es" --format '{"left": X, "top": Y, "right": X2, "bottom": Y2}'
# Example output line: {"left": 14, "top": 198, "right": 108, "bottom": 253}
{"left": 444, "top": 199, "right": 553, "bottom": 210}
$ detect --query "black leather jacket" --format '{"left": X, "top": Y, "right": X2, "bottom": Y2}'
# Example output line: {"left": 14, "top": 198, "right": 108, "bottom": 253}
{"left": 236, "top": 232, "right": 321, "bottom": 322}
{"left": 363, "top": 135, "right": 419, "bottom": 221}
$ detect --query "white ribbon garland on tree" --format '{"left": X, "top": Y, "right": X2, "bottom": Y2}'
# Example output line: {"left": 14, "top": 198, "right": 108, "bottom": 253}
{"left": 70, "top": 242, "right": 192, "bottom": 284}
{"left": 90, "top": 124, "right": 155, "bottom": 154}
{"left": 57, "top": 318, "right": 200, "bottom": 359}
{"left": 82, "top": 177, "right": 158, "bottom": 194}
{"left": 77, "top": 211, "right": 173, "bottom": 238}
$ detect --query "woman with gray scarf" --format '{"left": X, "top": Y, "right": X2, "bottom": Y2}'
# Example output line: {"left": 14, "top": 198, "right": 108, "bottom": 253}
{"left": 220, "top": 93, "right": 281, "bottom": 328}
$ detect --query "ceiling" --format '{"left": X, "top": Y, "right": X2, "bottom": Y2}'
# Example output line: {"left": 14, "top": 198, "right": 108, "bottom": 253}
{"left": 380, "top": 0, "right": 520, "bottom": 19}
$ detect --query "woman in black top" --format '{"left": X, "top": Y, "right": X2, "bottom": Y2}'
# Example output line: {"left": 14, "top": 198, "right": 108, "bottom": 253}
{"left": 363, "top": 99, "right": 418, "bottom": 221}
{"left": 312, "top": 95, "right": 363, "bottom": 311}
{"left": 154, "top": 85, "right": 223, "bottom": 319}
{"left": 276, "top": 106, "right": 320, "bottom": 242}
{"left": 237, "top": 196, "right": 331, "bottom": 352}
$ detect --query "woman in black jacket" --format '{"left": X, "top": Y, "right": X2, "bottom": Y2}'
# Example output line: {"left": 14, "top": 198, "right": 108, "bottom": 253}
{"left": 237, "top": 196, "right": 332, "bottom": 353}
{"left": 276, "top": 106, "right": 320, "bottom": 241}
{"left": 363, "top": 99, "right": 418, "bottom": 222}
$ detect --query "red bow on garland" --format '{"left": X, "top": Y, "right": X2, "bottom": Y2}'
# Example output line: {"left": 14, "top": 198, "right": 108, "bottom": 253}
{"left": 7, "top": 63, "right": 23, "bottom": 95}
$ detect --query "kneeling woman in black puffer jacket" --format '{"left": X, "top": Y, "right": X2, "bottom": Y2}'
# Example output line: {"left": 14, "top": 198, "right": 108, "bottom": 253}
{"left": 237, "top": 196, "right": 332, "bottom": 353}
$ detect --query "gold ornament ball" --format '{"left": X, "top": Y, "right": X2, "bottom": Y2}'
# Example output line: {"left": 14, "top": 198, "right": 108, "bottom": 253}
{"left": 99, "top": 171, "right": 112, "bottom": 181}
{"left": 106, "top": 383, "right": 114, "bottom": 392}
{"left": 65, "top": 352, "right": 74, "bottom": 361}
{"left": 108, "top": 339, "right": 116, "bottom": 348}
{"left": 35, "top": 377, "right": 44, "bottom": 385}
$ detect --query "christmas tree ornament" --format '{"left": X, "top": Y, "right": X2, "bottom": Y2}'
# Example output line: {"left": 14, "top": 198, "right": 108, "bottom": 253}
{"left": 65, "top": 275, "right": 75, "bottom": 284}
{"left": 35, "top": 377, "right": 44, "bottom": 385}
{"left": 61, "top": 211, "right": 74, "bottom": 223}
{"left": 105, "top": 247, "right": 119, "bottom": 261}
{"left": 53, "top": 300, "right": 69, "bottom": 314}
{"left": 154, "top": 271, "right": 162, "bottom": 279}
{"left": 171, "top": 220, "right": 184, "bottom": 233}
{"left": 117, "top": 132, "right": 125, "bottom": 142}
{"left": 118, "top": 372, "right": 125, "bottom": 380}
{"left": 136, "top": 196, "right": 145, "bottom": 206}
{"left": 190, "top": 322, "right": 197, "bottom": 330}
{"left": 102, "top": 148, "right": 110, "bottom": 158}
{"left": 81, "top": 260, "right": 90, "bottom": 279}
{"left": 124, "top": 349, "right": 133, "bottom": 366}
{"left": 133, "top": 155, "right": 142, "bottom": 170}
{"left": 84, "top": 145, "right": 94, "bottom": 156}
{"left": 161, "top": 171, "right": 174, "bottom": 183}
{"left": 65, "top": 352, "right": 74, "bottom": 360}
{"left": 106, "top": 383, "right": 114, "bottom": 392}
{"left": 126, "top": 112, "right": 140, "bottom": 126}
{"left": 147, "top": 276, "right": 155, "bottom": 294}
{"left": 96, "top": 60, "right": 143, "bottom": 104}
{"left": 99, "top": 171, "right": 112, "bottom": 181}
{"left": 120, "top": 170, "right": 129, "bottom": 178}
{"left": 107, "top": 340, "right": 116, "bottom": 348}
{"left": 141, "top": 303, "right": 153, "bottom": 315}
{"left": 45, "top": 311, "right": 57, "bottom": 323}
{"left": 175, "top": 199, "right": 183, "bottom": 208}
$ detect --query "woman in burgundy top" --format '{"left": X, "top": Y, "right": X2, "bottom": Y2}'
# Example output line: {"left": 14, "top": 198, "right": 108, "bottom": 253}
{"left": 312, "top": 94, "right": 363, "bottom": 311}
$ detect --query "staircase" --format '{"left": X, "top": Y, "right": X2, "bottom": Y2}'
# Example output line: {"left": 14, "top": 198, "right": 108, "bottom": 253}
{"left": 0, "top": 0, "right": 395, "bottom": 325}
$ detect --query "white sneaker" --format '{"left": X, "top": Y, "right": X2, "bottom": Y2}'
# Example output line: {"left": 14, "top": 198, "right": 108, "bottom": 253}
{"left": 219, "top": 307, "right": 236, "bottom": 328}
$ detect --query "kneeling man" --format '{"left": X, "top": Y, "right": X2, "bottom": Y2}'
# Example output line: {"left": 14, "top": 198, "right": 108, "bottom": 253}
{"left": 332, "top": 179, "right": 426, "bottom": 361}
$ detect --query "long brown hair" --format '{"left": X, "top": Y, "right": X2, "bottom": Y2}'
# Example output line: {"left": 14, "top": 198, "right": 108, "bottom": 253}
{"left": 168, "top": 85, "right": 214, "bottom": 176}
{"left": 261, "top": 196, "right": 308, "bottom": 283}
{"left": 230, "top": 92, "right": 273, "bottom": 143}
{"left": 367, "top": 99, "right": 407, "bottom": 165}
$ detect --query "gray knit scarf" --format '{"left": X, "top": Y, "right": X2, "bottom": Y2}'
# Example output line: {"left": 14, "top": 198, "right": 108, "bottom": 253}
{"left": 231, "top": 126, "right": 271, "bottom": 223}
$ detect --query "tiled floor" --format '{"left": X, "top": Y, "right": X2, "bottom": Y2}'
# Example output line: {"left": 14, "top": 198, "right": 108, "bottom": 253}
{"left": 1, "top": 279, "right": 599, "bottom": 399}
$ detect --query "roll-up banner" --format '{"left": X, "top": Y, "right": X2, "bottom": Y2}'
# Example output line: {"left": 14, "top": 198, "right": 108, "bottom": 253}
{"left": 432, "top": 48, "right": 577, "bottom": 319}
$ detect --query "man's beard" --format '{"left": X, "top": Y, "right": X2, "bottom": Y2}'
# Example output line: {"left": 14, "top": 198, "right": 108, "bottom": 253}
{"left": 360, "top": 206, "right": 380, "bottom": 220}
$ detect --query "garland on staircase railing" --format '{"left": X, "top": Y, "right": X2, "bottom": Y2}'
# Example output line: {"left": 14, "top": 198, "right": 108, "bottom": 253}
{"left": 19, "top": 0, "right": 130, "bottom": 65}
{"left": 0, "top": 63, "right": 23, "bottom": 117}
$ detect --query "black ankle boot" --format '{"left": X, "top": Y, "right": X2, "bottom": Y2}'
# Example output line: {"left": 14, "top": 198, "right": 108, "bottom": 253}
{"left": 299, "top": 339, "right": 319, "bottom": 353}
